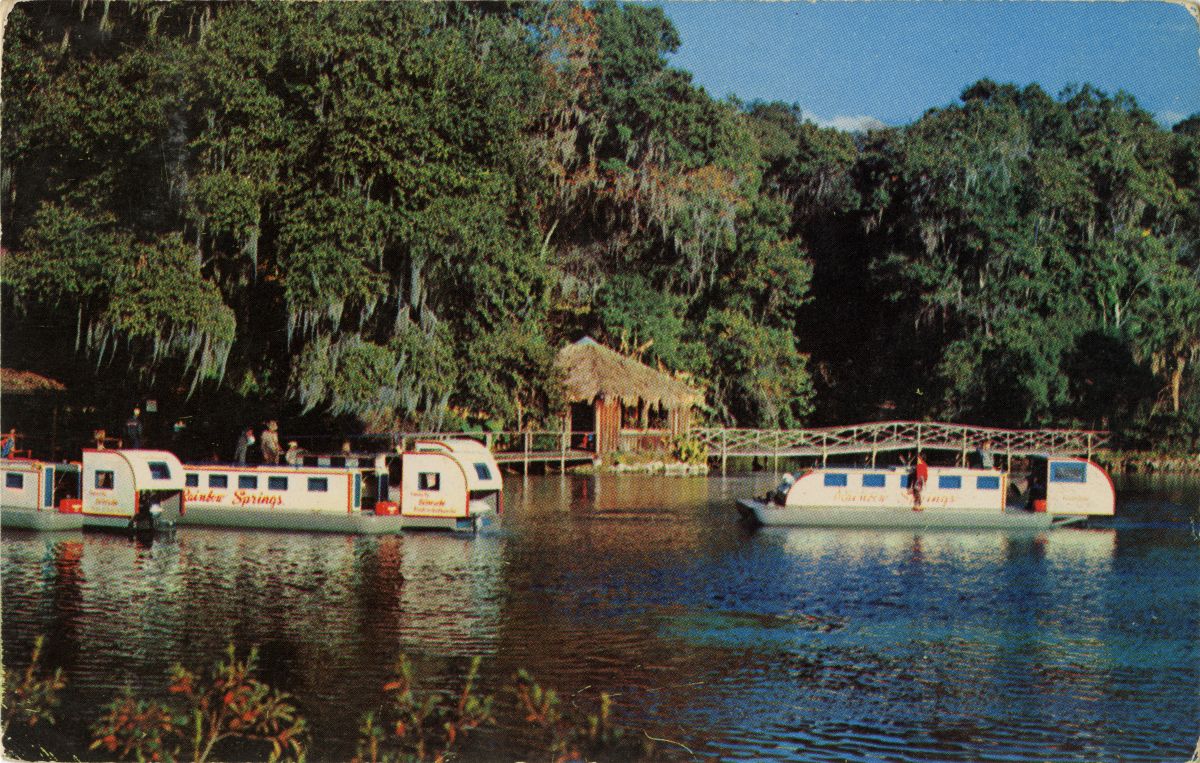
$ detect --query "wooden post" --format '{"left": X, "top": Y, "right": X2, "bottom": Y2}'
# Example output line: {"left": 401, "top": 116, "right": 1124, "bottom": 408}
{"left": 773, "top": 430, "right": 779, "bottom": 474}
{"left": 523, "top": 430, "right": 531, "bottom": 475}
{"left": 821, "top": 433, "right": 828, "bottom": 467}
{"left": 1086, "top": 433, "right": 1093, "bottom": 462}
{"left": 486, "top": 432, "right": 494, "bottom": 452}
{"left": 51, "top": 405, "right": 59, "bottom": 461}
{"left": 721, "top": 428, "right": 728, "bottom": 475}
{"left": 560, "top": 429, "right": 567, "bottom": 472}
{"left": 961, "top": 428, "right": 968, "bottom": 467}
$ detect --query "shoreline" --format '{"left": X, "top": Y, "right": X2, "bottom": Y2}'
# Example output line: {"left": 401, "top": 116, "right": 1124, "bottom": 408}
{"left": 1093, "top": 450, "right": 1200, "bottom": 475}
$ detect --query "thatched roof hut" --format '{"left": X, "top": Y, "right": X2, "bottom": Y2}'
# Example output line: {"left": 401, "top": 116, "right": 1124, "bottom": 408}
{"left": 557, "top": 337, "right": 702, "bottom": 408}
{"left": 1, "top": 368, "right": 67, "bottom": 394}
{"left": 555, "top": 337, "right": 701, "bottom": 454}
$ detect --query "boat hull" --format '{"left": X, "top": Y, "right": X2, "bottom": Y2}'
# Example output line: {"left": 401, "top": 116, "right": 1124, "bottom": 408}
{"left": 737, "top": 499, "right": 1083, "bottom": 530}
{"left": 1, "top": 507, "right": 85, "bottom": 532}
{"left": 1, "top": 507, "right": 178, "bottom": 533}
{"left": 176, "top": 506, "right": 492, "bottom": 534}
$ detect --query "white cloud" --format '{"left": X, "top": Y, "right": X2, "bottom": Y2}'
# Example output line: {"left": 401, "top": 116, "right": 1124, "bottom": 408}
{"left": 1156, "top": 110, "right": 1188, "bottom": 127}
{"left": 810, "top": 114, "right": 889, "bottom": 134}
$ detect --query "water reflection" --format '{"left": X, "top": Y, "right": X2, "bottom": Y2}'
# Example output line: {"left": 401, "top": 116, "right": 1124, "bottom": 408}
{"left": 2, "top": 473, "right": 1198, "bottom": 761}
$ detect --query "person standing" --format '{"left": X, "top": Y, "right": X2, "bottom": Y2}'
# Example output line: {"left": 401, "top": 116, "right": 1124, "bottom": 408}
{"left": 125, "top": 407, "right": 144, "bottom": 449}
{"left": 284, "top": 441, "right": 303, "bottom": 467}
{"left": 912, "top": 453, "right": 929, "bottom": 511}
{"left": 169, "top": 419, "right": 187, "bottom": 459}
{"left": 234, "top": 428, "right": 256, "bottom": 464}
{"left": 1, "top": 429, "right": 17, "bottom": 458}
{"left": 260, "top": 420, "right": 282, "bottom": 465}
{"left": 975, "top": 439, "right": 995, "bottom": 470}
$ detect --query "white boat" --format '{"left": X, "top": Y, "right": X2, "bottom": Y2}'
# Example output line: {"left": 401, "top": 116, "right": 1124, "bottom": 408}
{"left": 736, "top": 456, "right": 1115, "bottom": 530}
{"left": 177, "top": 438, "right": 503, "bottom": 533}
{"left": 1, "top": 449, "right": 185, "bottom": 532}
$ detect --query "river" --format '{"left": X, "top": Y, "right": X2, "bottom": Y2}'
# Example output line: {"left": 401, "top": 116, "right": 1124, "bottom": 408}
{"left": 2, "top": 473, "right": 1198, "bottom": 761}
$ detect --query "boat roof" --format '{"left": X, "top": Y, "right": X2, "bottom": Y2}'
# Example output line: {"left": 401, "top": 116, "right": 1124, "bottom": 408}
{"left": 84, "top": 449, "right": 186, "bottom": 490}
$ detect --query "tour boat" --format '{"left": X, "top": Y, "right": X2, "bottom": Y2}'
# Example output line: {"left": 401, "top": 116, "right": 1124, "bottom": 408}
{"left": 736, "top": 456, "right": 1115, "bottom": 529}
{"left": 3, "top": 439, "right": 503, "bottom": 535}
{"left": 1, "top": 449, "right": 185, "bottom": 532}
{"left": 177, "top": 439, "right": 502, "bottom": 533}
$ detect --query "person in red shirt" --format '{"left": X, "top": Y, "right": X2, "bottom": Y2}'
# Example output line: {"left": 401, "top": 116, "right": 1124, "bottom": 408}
{"left": 0, "top": 429, "right": 17, "bottom": 458}
{"left": 912, "top": 454, "right": 929, "bottom": 511}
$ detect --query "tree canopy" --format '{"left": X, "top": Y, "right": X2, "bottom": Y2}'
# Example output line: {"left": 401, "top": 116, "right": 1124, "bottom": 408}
{"left": 2, "top": 2, "right": 1196, "bottom": 452}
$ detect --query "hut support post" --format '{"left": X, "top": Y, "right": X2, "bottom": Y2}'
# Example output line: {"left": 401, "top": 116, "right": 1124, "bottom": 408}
{"left": 560, "top": 429, "right": 567, "bottom": 471}
{"left": 523, "top": 431, "right": 531, "bottom": 475}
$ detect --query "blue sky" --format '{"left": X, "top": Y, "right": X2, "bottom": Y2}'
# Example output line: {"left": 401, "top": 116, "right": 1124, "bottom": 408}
{"left": 660, "top": 1, "right": 1200, "bottom": 130}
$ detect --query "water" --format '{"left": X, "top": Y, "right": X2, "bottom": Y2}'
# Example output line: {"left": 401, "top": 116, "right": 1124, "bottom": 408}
{"left": 3, "top": 473, "right": 1198, "bottom": 761}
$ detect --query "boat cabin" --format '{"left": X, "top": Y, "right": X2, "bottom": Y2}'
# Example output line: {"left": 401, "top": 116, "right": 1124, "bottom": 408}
{"left": 776, "top": 465, "right": 1009, "bottom": 512}
{"left": 183, "top": 463, "right": 364, "bottom": 514}
{"left": 372, "top": 439, "right": 502, "bottom": 519}
{"left": 1025, "top": 455, "right": 1115, "bottom": 516}
{"left": 2, "top": 458, "right": 78, "bottom": 513}
{"left": 80, "top": 449, "right": 186, "bottom": 528}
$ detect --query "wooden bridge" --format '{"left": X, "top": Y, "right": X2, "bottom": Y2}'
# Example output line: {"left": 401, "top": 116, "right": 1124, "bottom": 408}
{"left": 399, "top": 421, "right": 1108, "bottom": 474}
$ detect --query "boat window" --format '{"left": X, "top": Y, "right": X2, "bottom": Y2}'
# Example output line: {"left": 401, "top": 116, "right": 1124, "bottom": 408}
{"left": 938, "top": 475, "right": 962, "bottom": 489}
{"left": 307, "top": 477, "right": 328, "bottom": 493}
{"left": 95, "top": 471, "right": 114, "bottom": 490}
{"left": 354, "top": 474, "right": 361, "bottom": 507}
{"left": 238, "top": 475, "right": 258, "bottom": 490}
{"left": 862, "top": 474, "right": 886, "bottom": 488}
{"left": 148, "top": 461, "right": 171, "bottom": 480}
{"left": 899, "top": 474, "right": 910, "bottom": 488}
{"left": 1050, "top": 462, "right": 1087, "bottom": 483}
{"left": 823, "top": 473, "right": 847, "bottom": 487}
{"left": 474, "top": 463, "right": 492, "bottom": 481}
{"left": 268, "top": 476, "right": 288, "bottom": 491}
{"left": 976, "top": 476, "right": 1001, "bottom": 490}
{"left": 6, "top": 473, "right": 24, "bottom": 489}
{"left": 185, "top": 474, "right": 199, "bottom": 487}
{"left": 418, "top": 472, "right": 441, "bottom": 491}
{"left": 208, "top": 474, "right": 228, "bottom": 489}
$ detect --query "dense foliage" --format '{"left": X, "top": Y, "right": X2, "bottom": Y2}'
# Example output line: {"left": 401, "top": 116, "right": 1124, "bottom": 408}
{"left": 2, "top": 2, "right": 1197, "bottom": 450}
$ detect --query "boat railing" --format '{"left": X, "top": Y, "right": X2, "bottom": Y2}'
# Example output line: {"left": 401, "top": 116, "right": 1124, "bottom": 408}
{"left": 689, "top": 420, "right": 1108, "bottom": 471}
